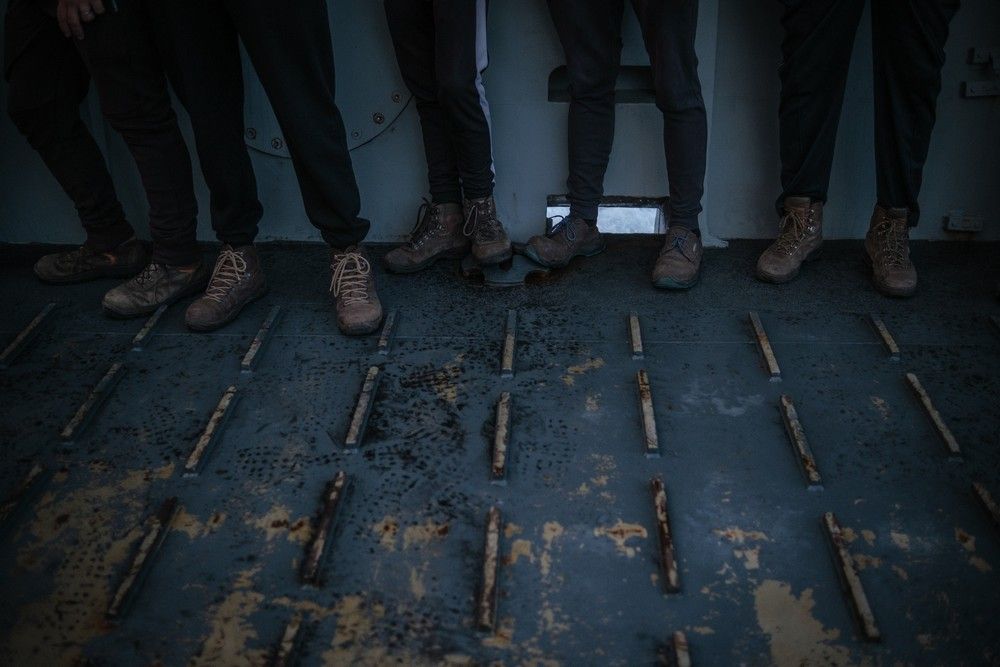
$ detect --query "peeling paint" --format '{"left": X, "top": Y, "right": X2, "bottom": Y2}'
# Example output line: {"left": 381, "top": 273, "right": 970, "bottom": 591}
{"left": 562, "top": 357, "right": 605, "bottom": 386}
{"left": 754, "top": 580, "right": 851, "bottom": 667}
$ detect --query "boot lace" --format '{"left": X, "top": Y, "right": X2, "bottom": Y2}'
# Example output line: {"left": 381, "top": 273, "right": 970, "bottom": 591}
{"left": 547, "top": 216, "right": 578, "bottom": 243}
{"left": 330, "top": 251, "right": 371, "bottom": 306}
{"left": 205, "top": 248, "right": 247, "bottom": 302}
{"left": 662, "top": 229, "right": 694, "bottom": 262}
{"left": 129, "top": 263, "right": 164, "bottom": 287}
{"left": 463, "top": 200, "right": 502, "bottom": 241}
{"left": 774, "top": 208, "right": 813, "bottom": 255}
{"left": 871, "top": 217, "right": 909, "bottom": 269}
{"left": 408, "top": 199, "right": 440, "bottom": 249}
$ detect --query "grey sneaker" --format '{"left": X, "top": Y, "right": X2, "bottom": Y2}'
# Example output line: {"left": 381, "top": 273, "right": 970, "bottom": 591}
{"left": 384, "top": 201, "right": 468, "bottom": 273}
{"left": 523, "top": 216, "right": 605, "bottom": 268}
{"left": 185, "top": 245, "right": 268, "bottom": 331}
{"left": 102, "top": 261, "right": 209, "bottom": 318}
{"left": 463, "top": 195, "right": 512, "bottom": 265}
{"left": 652, "top": 227, "right": 703, "bottom": 290}
{"left": 34, "top": 237, "right": 147, "bottom": 284}
{"left": 756, "top": 197, "right": 823, "bottom": 283}
{"left": 331, "top": 246, "right": 383, "bottom": 336}
{"left": 866, "top": 205, "right": 917, "bottom": 298}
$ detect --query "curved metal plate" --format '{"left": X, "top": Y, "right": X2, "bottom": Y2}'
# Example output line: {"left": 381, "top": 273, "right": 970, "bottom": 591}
{"left": 242, "top": 1, "right": 412, "bottom": 158}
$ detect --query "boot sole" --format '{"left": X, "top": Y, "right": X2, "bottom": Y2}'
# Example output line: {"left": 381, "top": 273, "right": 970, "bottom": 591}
{"left": 185, "top": 283, "right": 270, "bottom": 332}
{"left": 652, "top": 272, "right": 700, "bottom": 291}
{"left": 384, "top": 248, "right": 468, "bottom": 274}
{"left": 103, "top": 273, "right": 211, "bottom": 320}
{"left": 755, "top": 247, "right": 822, "bottom": 284}
{"left": 522, "top": 240, "right": 607, "bottom": 269}
{"left": 339, "top": 317, "right": 383, "bottom": 337}
{"left": 36, "top": 261, "right": 146, "bottom": 285}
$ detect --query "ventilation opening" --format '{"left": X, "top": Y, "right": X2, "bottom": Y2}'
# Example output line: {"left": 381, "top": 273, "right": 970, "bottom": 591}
{"left": 546, "top": 195, "right": 668, "bottom": 235}
{"left": 548, "top": 66, "right": 655, "bottom": 104}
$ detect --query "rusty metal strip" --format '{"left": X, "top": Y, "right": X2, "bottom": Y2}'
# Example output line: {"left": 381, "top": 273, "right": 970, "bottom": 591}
{"left": 905, "top": 373, "right": 961, "bottom": 458}
{"left": 477, "top": 506, "right": 502, "bottom": 630}
{"left": 748, "top": 312, "right": 781, "bottom": 380}
{"left": 0, "top": 302, "right": 56, "bottom": 369}
{"left": 241, "top": 305, "right": 282, "bottom": 372}
{"left": 300, "top": 471, "right": 348, "bottom": 585}
{"left": 822, "top": 512, "right": 881, "bottom": 642}
{"left": 0, "top": 463, "right": 46, "bottom": 529}
{"left": 500, "top": 309, "right": 516, "bottom": 378}
{"left": 344, "top": 366, "right": 381, "bottom": 451}
{"left": 972, "top": 483, "right": 1000, "bottom": 535}
{"left": 106, "top": 497, "right": 179, "bottom": 620}
{"left": 628, "top": 311, "right": 644, "bottom": 359}
{"left": 270, "top": 613, "right": 304, "bottom": 667}
{"left": 184, "top": 385, "right": 239, "bottom": 474}
{"left": 651, "top": 477, "right": 679, "bottom": 593}
{"left": 869, "top": 314, "right": 900, "bottom": 361}
{"left": 637, "top": 369, "right": 660, "bottom": 457}
{"left": 131, "top": 304, "right": 168, "bottom": 351}
{"left": 491, "top": 392, "right": 512, "bottom": 483}
{"left": 673, "top": 630, "right": 691, "bottom": 667}
{"left": 779, "top": 395, "right": 823, "bottom": 489}
{"left": 376, "top": 309, "right": 398, "bottom": 356}
{"left": 60, "top": 360, "right": 126, "bottom": 441}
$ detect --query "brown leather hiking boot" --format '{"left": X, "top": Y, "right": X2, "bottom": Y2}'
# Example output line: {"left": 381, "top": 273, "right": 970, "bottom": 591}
{"left": 866, "top": 205, "right": 917, "bottom": 298}
{"left": 384, "top": 201, "right": 468, "bottom": 273}
{"left": 185, "top": 245, "right": 268, "bottom": 331}
{"left": 330, "top": 246, "right": 383, "bottom": 336}
{"left": 652, "top": 226, "right": 703, "bottom": 290}
{"left": 34, "top": 237, "right": 147, "bottom": 284}
{"left": 523, "top": 216, "right": 605, "bottom": 268}
{"left": 102, "top": 261, "right": 210, "bottom": 318}
{"left": 756, "top": 197, "right": 823, "bottom": 283}
{"left": 463, "top": 195, "right": 512, "bottom": 265}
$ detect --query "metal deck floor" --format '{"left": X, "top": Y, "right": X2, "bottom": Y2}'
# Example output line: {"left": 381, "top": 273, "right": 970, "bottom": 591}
{"left": 1, "top": 238, "right": 999, "bottom": 666}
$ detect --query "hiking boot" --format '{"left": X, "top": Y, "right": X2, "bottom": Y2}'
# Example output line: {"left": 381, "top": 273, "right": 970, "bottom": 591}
{"left": 330, "top": 246, "right": 383, "bottom": 336}
{"left": 523, "top": 216, "right": 605, "bottom": 268}
{"left": 34, "top": 237, "right": 147, "bottom": 284}
{"left": 102, "top": 261, "right": 209, "bottom": 318}
{"left": 652, "top": 226, "right": 703, "bottom": 290}
{"left": 384, "top": 201, "right": 468, "bottom": 273}
{"left": 756, "top": 197, "right": 823, "bottom": 283}
{"left": 185, "top": 245, "right": 268, "bottom": 331}
{"left": 865, "top": 205, "right": 917, "bottom": 297}
{"left": 463, "top": 195, "right": 512, "bottom": 265}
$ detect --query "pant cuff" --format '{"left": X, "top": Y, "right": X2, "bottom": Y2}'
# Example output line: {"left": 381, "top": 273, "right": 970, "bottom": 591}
{"left": 152, "top": 245, "right": 201, "bottom": 267}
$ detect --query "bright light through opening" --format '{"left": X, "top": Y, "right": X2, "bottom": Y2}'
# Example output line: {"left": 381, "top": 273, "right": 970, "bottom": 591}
{"left": 545, "top": 206, "right": 665, "bottom": 234}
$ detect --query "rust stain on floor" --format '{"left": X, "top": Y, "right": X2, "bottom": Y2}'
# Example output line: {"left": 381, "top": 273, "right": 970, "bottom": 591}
{"left": 594, "top": 520, "right": 647, "bottom": 558}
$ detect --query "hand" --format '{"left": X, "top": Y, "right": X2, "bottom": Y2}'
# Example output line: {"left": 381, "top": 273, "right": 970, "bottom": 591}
{"left": 57, "top": 0, "right": 106, "bottom": 40}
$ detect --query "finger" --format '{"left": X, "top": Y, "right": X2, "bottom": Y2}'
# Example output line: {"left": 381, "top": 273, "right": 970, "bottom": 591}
{"left": 79, "top": 2, "right": 96, "bottom": 22}
{"left": 57, "top": 4, "right": 72, "bottom": 37}
{"left": 91, "top": 0, "right": 106, "bottom": 14}
{"left": 66, "top": 6, "right": 85, "bottom": 39}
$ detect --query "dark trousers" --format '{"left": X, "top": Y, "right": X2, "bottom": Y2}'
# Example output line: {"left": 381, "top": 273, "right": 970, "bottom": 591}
{"left": 4, "top": 0, "right": 199, "bottom": 264}
{"left": 547, "top": 0, "right": 707, "bottom": 230}
{"left": 385, "top": 0, "right": 495, "bottom": 204}
{"left": 778, "top": 0, "right": 959, "bottom": 227}
{"left": 145, "top": 0, "right": 369, "bottom": 249}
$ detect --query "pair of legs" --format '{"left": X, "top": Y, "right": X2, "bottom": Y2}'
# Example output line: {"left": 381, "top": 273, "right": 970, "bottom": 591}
{"left": 6, "top": 0, "right": 199, "bottom": 276}
{"left": 383, "top": 0, "right": 512, "bottom": 273}
{"left": 526, "top": 0, "right": 708, "bottom": 289}
{"left": 759, "top": 0, "right": 959, "bottom": 296}
{"left": 139, "top": 0, "right": 380, "bottom": 334}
